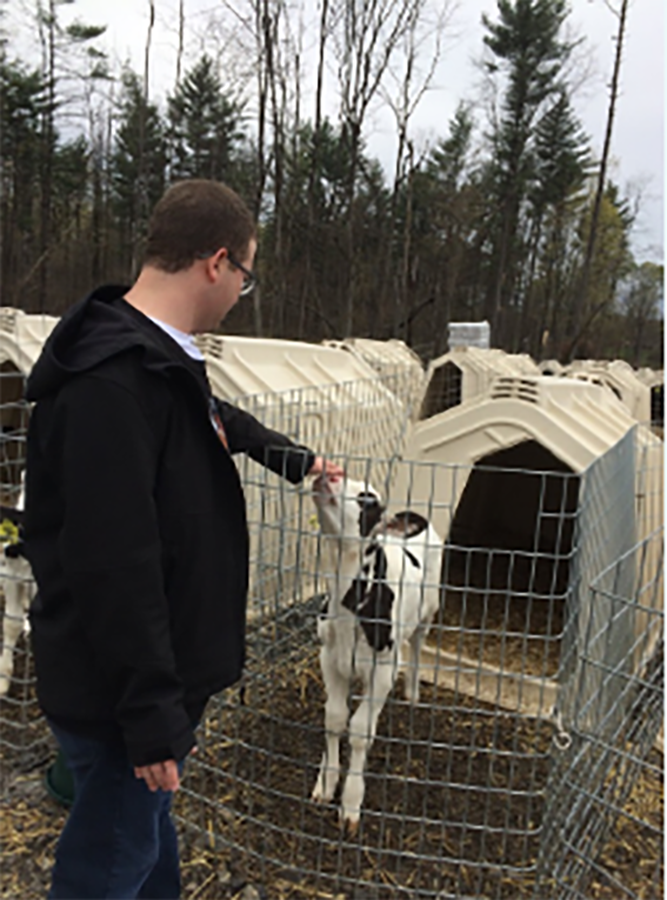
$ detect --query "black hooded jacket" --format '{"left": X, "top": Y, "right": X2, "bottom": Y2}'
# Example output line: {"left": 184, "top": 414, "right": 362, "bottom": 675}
{"left": 23, "top": 286, "right": 315, "bottom": 766}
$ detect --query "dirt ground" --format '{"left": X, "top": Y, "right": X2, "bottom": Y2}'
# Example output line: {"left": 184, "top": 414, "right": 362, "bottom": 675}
{"left": 2, "top": 648, "right": 661, "bottom": 900}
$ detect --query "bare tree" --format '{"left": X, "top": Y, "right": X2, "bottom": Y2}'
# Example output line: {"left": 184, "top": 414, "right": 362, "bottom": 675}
{"left": 30, "top": 1, "right": 106, "bottom": 309}
{"left": 175, "top": 0, "right": 184, "bottom": 88}
{"left": 298, "top": 0, "right": 331, "bottom": 337}
{"left": 332, "top": 0, "right": 430, "bottom": 335}
{"left": 258, "top": 0, "right": 304, "bottom": 334}
{"left": 566, "top": 0, "right": 630, "bottom": 359}
{"left": 380, "top": 0, "right": 453, "bottom": 335}
{"left": 131, "top": 0, "right": 155, "bottom": 275}
{"left": 37, "top": 0, "right": 56, "bottom": 311}
{"left": 208, "top": 0, "right": 277, "bottom": 334}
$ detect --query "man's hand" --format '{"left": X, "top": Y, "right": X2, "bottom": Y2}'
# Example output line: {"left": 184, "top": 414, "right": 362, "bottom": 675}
{"left": 134, "top": 759, "right": 180, "bottom": 793}
{"left": 308, "top": 456, "right": 344, "bottom": 479}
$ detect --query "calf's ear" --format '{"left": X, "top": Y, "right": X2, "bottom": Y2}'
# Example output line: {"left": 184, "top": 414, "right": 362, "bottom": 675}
{"left": 386, "top": 511, "right": 429, "bottom": 538}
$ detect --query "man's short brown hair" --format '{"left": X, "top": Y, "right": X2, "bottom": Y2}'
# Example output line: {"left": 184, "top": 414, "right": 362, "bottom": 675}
{"left": 143, "top": 180, "right": 256, "bottom": 273}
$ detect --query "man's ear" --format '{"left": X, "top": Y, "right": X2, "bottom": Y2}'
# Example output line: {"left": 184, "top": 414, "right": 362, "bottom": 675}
{"left": 203, "top": 248, "right": 227, "bottom": 281}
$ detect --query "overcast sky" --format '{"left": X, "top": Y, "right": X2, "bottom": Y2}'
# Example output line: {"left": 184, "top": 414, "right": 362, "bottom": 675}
{"left": 11, "top": 0, "right": 664, "bottom": 263}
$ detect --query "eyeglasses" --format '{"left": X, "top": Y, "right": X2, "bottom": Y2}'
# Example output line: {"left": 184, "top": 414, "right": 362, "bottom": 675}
{"left": 227, "top": 251, "right": 257, "bottom": 296}
{"left": 195, "top": 249, "right": 258, "bottom": 296}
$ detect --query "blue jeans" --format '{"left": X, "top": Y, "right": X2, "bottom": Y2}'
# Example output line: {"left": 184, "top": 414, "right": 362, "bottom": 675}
{"left": 47, "top": 720, "right": 184, "bottom": 899}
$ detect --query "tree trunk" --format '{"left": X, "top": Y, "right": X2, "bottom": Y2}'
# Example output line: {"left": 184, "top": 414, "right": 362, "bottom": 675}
{"left": 263, "top": 0, "right": 286, "bottom": 335}
{"left": 566, "top": 0, "right": 629, "bottom": 360}
{"left": 38, "top": 0, "right": 56, "bottom": 312}
{"left": 251, "top": 0, "right": 269, "bottom": 336}
{"left": 131, "top": 0, "right": 155, "bottom": 277}
{"left": 343, "top": 120, "right": 360, "bottom": 337}
{"left": 175, "top": 0, "right": 184, "bottom": 88}
{"left": 517, "top": 214, "right": 543, "bottom": 353}
{"left": 299, "top": 0, "right": 329, "bottom": 339}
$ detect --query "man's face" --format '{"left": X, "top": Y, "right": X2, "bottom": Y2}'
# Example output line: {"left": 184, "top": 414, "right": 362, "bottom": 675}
{"left": 205, "top": 238, "right": 257, "bottom": 328}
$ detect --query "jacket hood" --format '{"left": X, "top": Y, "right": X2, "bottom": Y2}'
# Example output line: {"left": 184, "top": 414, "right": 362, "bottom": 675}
{"left": 26, "top": 285, "right": 179, "bottom": 401}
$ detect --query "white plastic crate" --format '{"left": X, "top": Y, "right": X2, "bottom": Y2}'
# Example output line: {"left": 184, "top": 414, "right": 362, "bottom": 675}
{"left": 447, "top": 320, "right": 490, "bottom": 350}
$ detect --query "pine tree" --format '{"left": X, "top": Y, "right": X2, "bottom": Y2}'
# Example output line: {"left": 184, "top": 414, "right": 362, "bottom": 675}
{"left": 427, "top": 102, "right": 474, "bottom": 193}
{"left": 0, "top": 59, "right": 48, "bottom": 301}
{"left": 167, "top": 56, "right": 241, "bottom": 182}
{"left": 34, "top": 0, "right": 106, "bottom": 308}
{"left": 531, "top": 90, "right": 589, "bottom": 211}
{"left": 522, "top": 88, "right": 590, "bottom": 354}
{"left": 263, "top": 118, "right": 360, "bottom": 338}
{"left": 110, "top": 69, "right": 166, "bottom": 273}
{"left": 407, "top": 104, "right": 480, "bottom": 354}
{"left": 619, "top": 262, "right": 663, "bottom": 366}
{"left": 482, "top": 0, "right": 571, "bottom": 343}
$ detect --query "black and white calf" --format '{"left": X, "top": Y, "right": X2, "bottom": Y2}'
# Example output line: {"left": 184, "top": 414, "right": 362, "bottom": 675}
{"left": 0, "top": 481, "right": 34, "bottom": 696}
{"left": 311, "top": 473, "right": 443, "bottom": 831}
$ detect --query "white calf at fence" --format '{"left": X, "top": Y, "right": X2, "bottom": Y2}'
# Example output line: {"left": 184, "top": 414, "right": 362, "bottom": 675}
{"left": 0, "top": 482, "right": 34, "bottom": 696}
{"left": 311, "top": 473, "right": 444, "bottom": 831}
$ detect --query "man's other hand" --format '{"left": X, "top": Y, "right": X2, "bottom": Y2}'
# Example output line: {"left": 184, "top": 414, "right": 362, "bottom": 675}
{"left": 134, "top": 759, "right": 180, "bottom": 792}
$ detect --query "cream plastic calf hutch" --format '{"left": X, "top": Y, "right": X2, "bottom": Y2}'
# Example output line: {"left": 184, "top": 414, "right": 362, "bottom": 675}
{"left": 419, "top": 347, "right": 504, "bottom": 419}
{"left": 390, "top": 376, "right": 662, "bottom": 717}
{"left": 322, "top": 337, "right": 423, "bottom": 373}
{"left": 636, "top": 367, "right": 663, "bottom": 388}
{"left": 636, "top": 368, "right": 664, "bottom": 429}
{"left": 419, "top": 346, "right": 539, "bottom": 419}
{"left": 322, "top": 337, "right": 426, "bottom": 416}
{"left": 539, "top": 359, "right": 564, "bottom": 376}
{"left": 0, "top": 308, "right": 58, "bottom": 374}
{"left": 563, "top": 359, "right": 651, "bottom": 424}
{"left": 196, "top": 332, "right": 382, "bottom": 399}
{"left": 397, "top": 376, "right": 637, "bottom": 552}
{"left": 507, "top": 352, "right": 541, "bottom": 375}
{"left": 195, "top": 333, "right": 405, "bottom": 461}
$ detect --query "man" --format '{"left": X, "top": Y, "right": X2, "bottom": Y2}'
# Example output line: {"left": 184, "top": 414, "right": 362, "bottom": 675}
{"left": 23, "top": 179, "right": 342, "bottom": 899}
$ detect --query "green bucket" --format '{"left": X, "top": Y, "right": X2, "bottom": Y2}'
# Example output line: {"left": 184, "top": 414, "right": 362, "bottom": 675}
{"left": 45, "top": 748, "right": 75, "bottom": 807}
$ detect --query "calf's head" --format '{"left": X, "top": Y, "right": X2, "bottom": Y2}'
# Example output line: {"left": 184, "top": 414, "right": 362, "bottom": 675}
{"left": 312, "top": 475, "right": 384, "bottom": 539}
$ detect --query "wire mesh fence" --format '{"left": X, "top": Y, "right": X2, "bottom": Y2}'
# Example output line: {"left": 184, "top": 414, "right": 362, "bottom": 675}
{"left": 232, "top": 369, "right": 421, "bottom": 616}
{"left": 0, "top": 364, "right": 51, "bottom": 770}
{"left": 0, "top": 345, "right": 663, "bottom": 899}
{"left": 174, "top": 432, "right": 663, "bottom": 900}
{"left": 539, "top": 529, "right": 664, "bottom": 899}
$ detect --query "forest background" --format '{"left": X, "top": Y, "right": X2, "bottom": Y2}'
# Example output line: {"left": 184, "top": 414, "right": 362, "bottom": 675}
{"left": 0, "top": 0, "right": 663, "bottom": 366}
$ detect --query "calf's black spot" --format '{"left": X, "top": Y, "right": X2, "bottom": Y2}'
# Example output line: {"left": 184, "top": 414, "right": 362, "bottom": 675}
{"left": 342, "top": 545, "right": 394, "bottom": 652}
{"left": 4, "top": 541, "right": 25, "bottom": 560}
{"left": 356, "top": 493, "right": 384, "bottom": 537}
{"left": 403, "top": 548, "right": 420, "bottom": 569}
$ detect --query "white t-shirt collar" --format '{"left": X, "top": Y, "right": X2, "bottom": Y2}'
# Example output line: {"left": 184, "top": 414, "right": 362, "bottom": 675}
{"left": 145, "top": 315, "right": 205, "bottom": 361}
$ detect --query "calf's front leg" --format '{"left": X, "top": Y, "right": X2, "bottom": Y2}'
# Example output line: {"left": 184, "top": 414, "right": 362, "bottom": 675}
{"left": 312, "top": 645, "right": 348, "bottom": 804}
{"left": 404, "top": 621, "right": 431, "bottom": 703}
{"left": 341, "top": 660, "right": 395, "bottom": 832}
{"left": 0, "top": 580, "right": 29, "bottom": 696}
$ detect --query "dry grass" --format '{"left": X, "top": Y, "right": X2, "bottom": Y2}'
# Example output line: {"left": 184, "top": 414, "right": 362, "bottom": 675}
{"left": 2, "top": 651, "right": 660, "bottom": 900}
{"left": 0, "top": 610, "right": 661, "bottom": 899}
{"left": 0, "top": 739, "right": 661, "bottom": 899}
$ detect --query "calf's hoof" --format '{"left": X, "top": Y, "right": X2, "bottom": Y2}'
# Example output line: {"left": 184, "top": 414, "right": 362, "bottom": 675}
{"left": 340, "top": 810, "right": 360, "bottom": 836}
{"left": 311, "top": 774, "right": 338, "bottom": 804}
